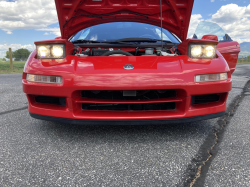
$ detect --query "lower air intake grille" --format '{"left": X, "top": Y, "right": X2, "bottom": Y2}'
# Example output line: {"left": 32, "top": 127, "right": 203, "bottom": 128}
{"left": 81, "top": 90, "right": 176, "bottom": 100}
{"left": 82, "top": 102, "right": 175, "bottom": 111}
{"left": 35, "top": 96, "right": 66, "bottom": 106}
{"left": 192, "top": 94, "right": 220, "bottom": 105}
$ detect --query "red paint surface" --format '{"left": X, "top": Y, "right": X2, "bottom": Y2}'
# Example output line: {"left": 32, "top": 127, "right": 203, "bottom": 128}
{"left": 217, "top": 41, "right": 240, "bottom": 74}
{"left": 55, "top": 0, "right": 194, "bottom": 41}
{"left": 202, "top": 35, "right": 219, "bottom": 42}
{"left": 23, "top": 52, "right": 232, "bottom": 120}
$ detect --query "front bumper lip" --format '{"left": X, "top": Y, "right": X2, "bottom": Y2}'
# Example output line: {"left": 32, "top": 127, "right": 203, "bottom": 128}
{"left": 30, "top": 112, "right": 225, "bottom": 125}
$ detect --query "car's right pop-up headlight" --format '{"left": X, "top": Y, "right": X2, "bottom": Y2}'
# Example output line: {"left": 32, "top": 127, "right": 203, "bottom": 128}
{"left": 37, "top": 44, "right": 65, "bottom": 59}
{"left": 190, "top": 44, "right": 216, "bottom": 59}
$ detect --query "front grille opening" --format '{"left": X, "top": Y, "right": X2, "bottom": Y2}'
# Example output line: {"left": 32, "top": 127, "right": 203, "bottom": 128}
{"left": 82, "top": 102, "right": 175, "bottom": 111}
{"left": 35, "top": 96, "right": 66, "bottom": 106}
{"left": 192, "top": 94, "right": 221, "bottom": 105}
{"left": 81, "top": 90, "right": 176, "bottom": 100}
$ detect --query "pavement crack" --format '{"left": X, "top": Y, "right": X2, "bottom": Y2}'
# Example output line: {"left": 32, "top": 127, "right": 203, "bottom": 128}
{"left": 0, "top": 106, "right": 28, "bottom": 116}
{"left": 189, "top": 97, "right": 241, "bottom": 187}
{"left": 180, "top": 80, "right": 250, "bottom": 187}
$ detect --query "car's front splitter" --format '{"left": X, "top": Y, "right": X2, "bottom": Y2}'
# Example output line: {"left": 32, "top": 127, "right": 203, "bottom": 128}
{"left": 30, "top": 112, "right": 225, "bottom": 125}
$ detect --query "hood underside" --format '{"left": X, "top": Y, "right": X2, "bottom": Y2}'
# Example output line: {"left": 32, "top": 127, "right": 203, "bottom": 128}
{"left": 55, "top": 0, "right": 194, "bottom": 41}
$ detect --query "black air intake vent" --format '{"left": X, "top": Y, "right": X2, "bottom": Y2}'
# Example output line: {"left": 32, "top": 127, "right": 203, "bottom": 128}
{"left": 82, "top": 102, "right": 175, "bottom": 111}
{"left": 35, "top": 96, "right": 66, "bottom": 106}
{"left": 192, "top": 94, "right": 220, "bottom": 105}
{"left": 81, "top": 90, "right": 176, "bottom": 100}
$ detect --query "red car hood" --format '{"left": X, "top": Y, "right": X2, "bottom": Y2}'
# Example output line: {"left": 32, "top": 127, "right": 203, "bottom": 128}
{"left": 55, "top": 0, "right": 194, "bottom": 41}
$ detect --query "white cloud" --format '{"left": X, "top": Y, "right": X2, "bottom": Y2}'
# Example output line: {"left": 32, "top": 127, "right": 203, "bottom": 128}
{"left": 188, "top": 4, "right": 250, "bottom": 43}
{"left": 38, "top": 28, "right": 61, "bottom": 36}
{"left": 210, "top": 4, "right": 249, "bottom": 23}
{"left": 0, "top": 0, "right": 59, "bottom": 35}
{"left": 209, "top": 4, "right": 250, "bottom": 43}
{"left": 211, "top": 0, "right": 215, "bottom": 2}
{"left": 0, "top": 44, "right": 35, "bottom": 58}
{"left": 44, "top": 32, "right": 49, "bottom": 35}
{"left": 6, "top": 31, "right": 12, "bottom": 34}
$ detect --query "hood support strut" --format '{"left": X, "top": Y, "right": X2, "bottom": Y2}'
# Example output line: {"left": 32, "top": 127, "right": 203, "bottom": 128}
{"left": 160, "top": 0, "right": 163, "bottom": 49}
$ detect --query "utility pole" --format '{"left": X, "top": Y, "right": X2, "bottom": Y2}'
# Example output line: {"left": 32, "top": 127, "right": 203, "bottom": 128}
{"left": 9, "top": 48, "right": 13, "bottom": 71}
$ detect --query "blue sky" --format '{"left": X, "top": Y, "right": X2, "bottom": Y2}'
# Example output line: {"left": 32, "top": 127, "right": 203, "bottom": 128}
{"left": 0, "top": 23, "right": 59, "bottom": 44}
{"left": 0, "top": 0, "right": 250, "bottom": 57}
{"left": 192, "top": 0, "right": 250, "bottom": 19}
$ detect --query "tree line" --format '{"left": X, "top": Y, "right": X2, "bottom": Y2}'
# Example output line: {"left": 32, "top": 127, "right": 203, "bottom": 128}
{"left": 3, "top": 48, "right": 32, "bottom": 61}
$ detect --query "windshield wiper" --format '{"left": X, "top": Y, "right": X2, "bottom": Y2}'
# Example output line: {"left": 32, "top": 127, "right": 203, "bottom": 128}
{"left": 100, "top": 41, "right": 136, "bottom": 45}
{"left": 113, "top": 38, "right": 172, "bottom": 43}
{"left": 71, "top": 40, "right": 102, "bottom": 44}
{"left": 71, "top": 38, "right": 172, "bottom": 45}
{"left": 72, "top": 39, "right": 136, "bottom": 45}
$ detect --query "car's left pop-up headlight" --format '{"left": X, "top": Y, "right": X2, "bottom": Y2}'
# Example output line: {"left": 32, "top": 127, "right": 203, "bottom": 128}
{"left": 189, "top": 44, "right": 216, "bottom": 59}
{"left": 37, "top": 44, "right": 65, "bottom": 59}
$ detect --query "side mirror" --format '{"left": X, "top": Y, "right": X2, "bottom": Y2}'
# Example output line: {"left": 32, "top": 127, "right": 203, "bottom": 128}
{"left": 192, "top": 34, "right": 198, "bottom": 39}
{"left": 202, "top": 35, "right": 218, "bottom": 42}
{"left": 224, "top": 34, "right": 233, "bottom": 41}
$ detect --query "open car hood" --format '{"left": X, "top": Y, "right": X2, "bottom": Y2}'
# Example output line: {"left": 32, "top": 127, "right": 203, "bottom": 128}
{"left": 55, "top": 0, "right": 194, "bottom": 41}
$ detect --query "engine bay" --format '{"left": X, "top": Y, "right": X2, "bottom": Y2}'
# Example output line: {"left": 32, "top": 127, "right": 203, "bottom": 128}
{"left": 73, "top": 46, "right": 180, "bottom": 57}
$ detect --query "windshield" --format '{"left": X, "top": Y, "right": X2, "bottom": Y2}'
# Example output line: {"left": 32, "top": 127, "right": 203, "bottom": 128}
{"left": 193, "top": 21, "right": 232, "bottom": 42}
{"left": 70, "top": 22, "right": 180, "bottom": 43}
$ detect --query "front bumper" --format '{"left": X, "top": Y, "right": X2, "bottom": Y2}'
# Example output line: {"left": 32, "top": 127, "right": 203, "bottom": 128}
{"left": 23, "top": 55, "right": 231, "bottom": 122}
{"left": 23, "top": 75, "right": 231, "bottom": 121}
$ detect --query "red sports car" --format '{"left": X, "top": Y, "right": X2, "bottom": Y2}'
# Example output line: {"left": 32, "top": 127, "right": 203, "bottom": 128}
{"left": 23, "top": 0, "right": 241, "bottom": 125}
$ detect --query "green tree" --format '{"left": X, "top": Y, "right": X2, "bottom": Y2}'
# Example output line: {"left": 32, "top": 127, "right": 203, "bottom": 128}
{"left": 2, "top": 58, "right": 6, "bottom": 61}
{"left": 5, "top": 51, "right": 12, "bottom": 59}
{"left": 13, "top": 48, "right": 31, "bottom": 61}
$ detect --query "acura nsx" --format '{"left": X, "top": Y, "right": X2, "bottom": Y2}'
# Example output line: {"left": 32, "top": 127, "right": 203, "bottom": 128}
{"left": 22, "top": 0, "right": 241, "bottom": 125}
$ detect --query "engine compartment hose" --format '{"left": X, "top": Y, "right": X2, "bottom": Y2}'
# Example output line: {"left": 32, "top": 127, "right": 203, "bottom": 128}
{"left": 101, "top": 50, "right": 134, "bottom": 56}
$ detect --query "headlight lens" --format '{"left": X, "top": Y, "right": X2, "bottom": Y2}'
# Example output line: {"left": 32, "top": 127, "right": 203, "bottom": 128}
{"left": 52, "top": 45, "right": 64, "bottom": 58}
{"left": 205, "top": 46, "right": 216, "bottom": 58}
{"left": 37, "top": 46, "right": 50, "bottom": 58}
{"left": 191, "top": 46, "right": 202, "bottom": 58}
{"left": 37, "top": 44, "right": 65, "bottom": 59}
{"left": 190, "top": 45, "right": 216, "bottom": 58}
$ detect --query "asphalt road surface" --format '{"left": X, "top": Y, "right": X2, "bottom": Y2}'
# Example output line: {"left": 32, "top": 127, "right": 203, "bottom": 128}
{"left": 0, "top": 64, "right": 250, "bottom": 187}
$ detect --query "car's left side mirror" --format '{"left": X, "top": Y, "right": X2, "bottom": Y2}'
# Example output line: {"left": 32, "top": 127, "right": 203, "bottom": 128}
{"left": 202, "top": 35, "right": 218, "bottom": 42}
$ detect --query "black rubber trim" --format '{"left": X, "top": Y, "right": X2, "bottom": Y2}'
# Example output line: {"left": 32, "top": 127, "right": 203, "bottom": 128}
{"left": 30, "top": 112, "right": 225, "bottom": 125}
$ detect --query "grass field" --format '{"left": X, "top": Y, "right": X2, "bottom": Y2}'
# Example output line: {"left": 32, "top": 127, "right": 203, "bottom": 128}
{"left": 237, "top": 60, "right": 250, "bottom": 64}
{"left": 0, "top": 61, "right": 26, "bottom": 74}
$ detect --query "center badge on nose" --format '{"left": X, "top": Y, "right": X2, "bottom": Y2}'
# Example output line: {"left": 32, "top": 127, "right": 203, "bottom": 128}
{"left": 124, "top": 64, "right": 134, "bottom": 70}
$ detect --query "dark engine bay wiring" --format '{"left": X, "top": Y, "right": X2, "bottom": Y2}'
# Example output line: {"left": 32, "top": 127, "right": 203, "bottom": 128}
{"left": 73, "top": 46, "right": 181, "bottom": 57}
